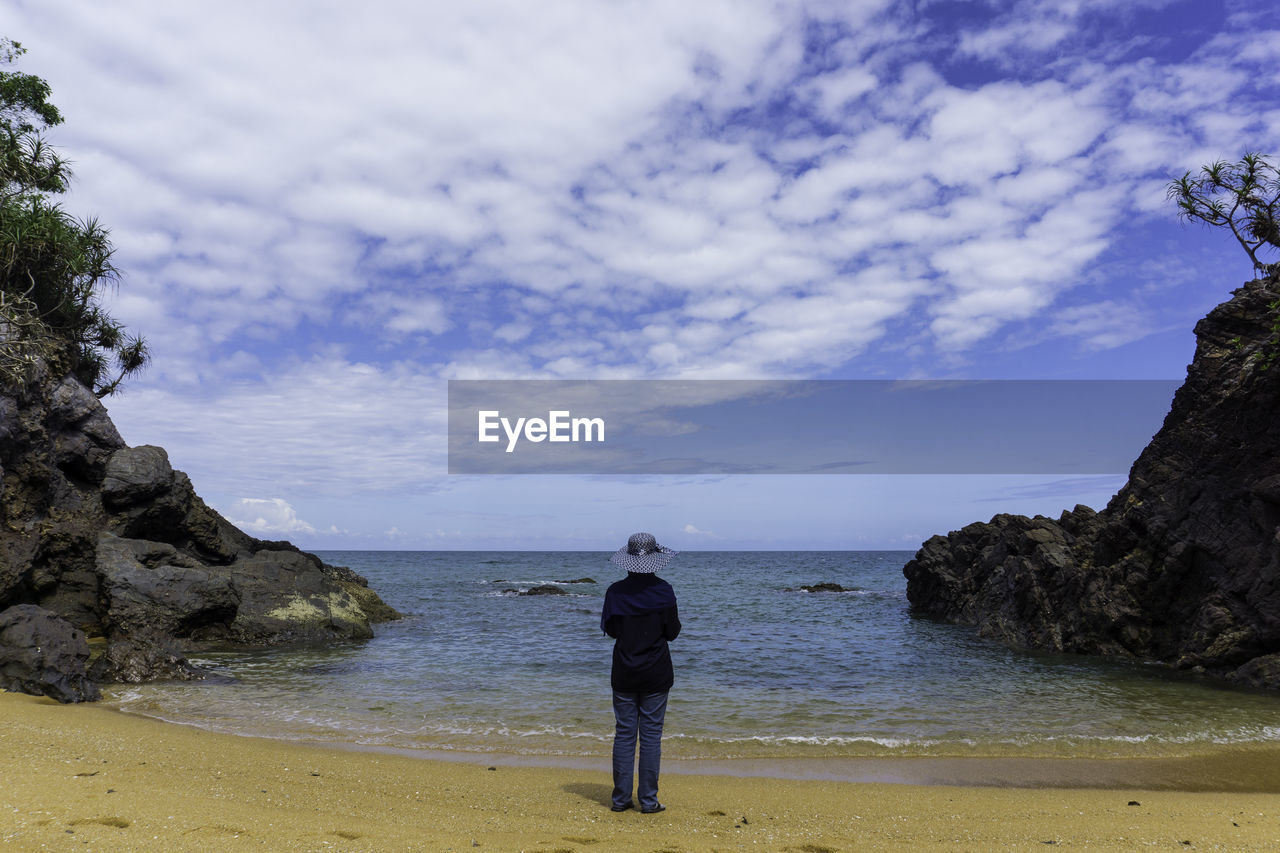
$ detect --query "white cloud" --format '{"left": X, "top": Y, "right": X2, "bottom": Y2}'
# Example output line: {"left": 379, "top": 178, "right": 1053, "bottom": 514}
{"left": 8, "top": 1, "right": 1272, "bottom": 552}
{"left": 1049, "top": 301, "right": 1152, "bottom": 350}
{"left": 809, "top": 66, "right": 878, "bottom": 117}
{"left": 370, "top": 294, "right": 452, "bottom": 337}
{"left": 9, "top": 2, "right": 1276, "bottom": 411}
{"left": 223, "top": 498, "right": 317, "bottom": 535}
{"left": 103, "top": 357, "right": 447, "bottom": 493}
{"left": 958, "top": 18, "right": 1074, "bottom": 60}
{"left": 954, "top": 0, "right": 1183, "bottom": 66}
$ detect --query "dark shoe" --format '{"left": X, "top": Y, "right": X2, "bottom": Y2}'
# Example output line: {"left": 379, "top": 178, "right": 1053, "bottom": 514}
{"left": 611, "top": 802, "right": 634, "bottom": 812}
{"left": 640, "top": 804, "right": 666, "bottom": 814}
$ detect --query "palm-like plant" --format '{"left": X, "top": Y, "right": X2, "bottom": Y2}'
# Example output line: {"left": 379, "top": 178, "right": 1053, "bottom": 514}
{"left": 1168, "top": 152, "right": 1280, "bottom": 279}
{"left": 0, "top": 38, "right": 149, "bottom": 395}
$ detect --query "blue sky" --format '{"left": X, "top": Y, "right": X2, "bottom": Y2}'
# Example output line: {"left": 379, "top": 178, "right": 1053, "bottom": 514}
{"left": 11, "top": 0, "right": 1279, "bottom": 549}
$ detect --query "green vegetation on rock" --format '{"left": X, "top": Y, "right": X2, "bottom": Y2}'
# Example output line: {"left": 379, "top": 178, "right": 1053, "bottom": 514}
{"left": 0, "top": 38, "right": 148, "bottom": 396}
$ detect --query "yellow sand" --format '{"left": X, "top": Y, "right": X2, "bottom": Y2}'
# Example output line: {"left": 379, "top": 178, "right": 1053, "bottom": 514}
{"left": 3, "top": 691, "right": 1279, "bottom": 851}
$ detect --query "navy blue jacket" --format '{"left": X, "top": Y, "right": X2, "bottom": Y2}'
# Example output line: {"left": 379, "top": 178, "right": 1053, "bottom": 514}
{"left": 601, "top": 573, "right": 681, "bottom": 693}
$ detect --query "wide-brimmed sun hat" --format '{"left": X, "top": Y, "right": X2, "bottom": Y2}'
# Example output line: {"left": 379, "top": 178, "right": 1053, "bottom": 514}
{"left": 610, "top": 532, "right": 678, "bottom": 574}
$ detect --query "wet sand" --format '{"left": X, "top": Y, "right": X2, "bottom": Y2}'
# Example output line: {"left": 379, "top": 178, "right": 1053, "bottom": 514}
{"left": 4, "top": 690, "right": 1280, "bottom": 850}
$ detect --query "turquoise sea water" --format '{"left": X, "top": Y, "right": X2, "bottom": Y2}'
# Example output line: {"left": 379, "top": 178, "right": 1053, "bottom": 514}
{"left": 105, "top": 551, "right": 1280, "bottom": 760}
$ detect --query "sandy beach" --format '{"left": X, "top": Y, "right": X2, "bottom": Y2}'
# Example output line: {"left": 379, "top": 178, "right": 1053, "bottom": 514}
{"left": 4, "top": 691, "right": 1280, "bottom": 851}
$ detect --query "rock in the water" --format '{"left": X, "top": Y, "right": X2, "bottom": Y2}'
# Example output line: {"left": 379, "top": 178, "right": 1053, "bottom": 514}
{"left": 227, "top": 549, "right": 377, "bottom": 643}
{"left": 325, "top": 560, "right": 402, "bottom": 624}
{"left": 904, "top": 278, "right": 1280, "bottom": 687}
{"left": 0, "top": 605, "right": 100, "bottom": 702}
{"left": 1225, "top": 653, "right": 1280, "bottom": 690}
{"left": 518, "top": 585, "right": 568, "bottom": 596}
{"left": 795, "top": 582, "right": 854, "bottom": 593}
{"left": 556, "top": 577, "right": 597, "bottom": 584}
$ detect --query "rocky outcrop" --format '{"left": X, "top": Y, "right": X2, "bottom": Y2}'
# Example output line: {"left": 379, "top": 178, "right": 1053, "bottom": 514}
{"left": 0, "top": 362, "right": 399, "bottom": 701}
{"left": 905, "top": 277, "right": 1280, "bottom": 688}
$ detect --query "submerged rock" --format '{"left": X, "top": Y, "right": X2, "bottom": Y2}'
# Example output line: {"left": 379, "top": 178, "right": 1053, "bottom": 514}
{"left": 517, "top": 585, "right": 568, "bottom": 596}
{"left": 904, "top": 278, "right": 1280, "bottom": 688}
{"left": 793, "top": 582, "right": 854, "bottom": 593}
{"left": 556, "top": 577, "right": 597, "bottom": 584}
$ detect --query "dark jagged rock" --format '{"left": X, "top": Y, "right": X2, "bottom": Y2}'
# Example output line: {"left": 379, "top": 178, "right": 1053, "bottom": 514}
{"left": 97, "top": 534, "right": 240, "bottom": 638}
{"left": 0, "top": 604, "right": 100, "bottom": 702}
{"left": 101, "top": 445, "right": 174, "bottom": 508}
{"left": 905, "top": 278, "right": 1280, "bottom": 688}
{"left": 0, "top": 362, "right": 401, "bottom": 702}
{"left": 47, "top": 376, "right": 124, "bottom": 480}
{"left": 556, "top": 577, "right": 597, "bottom": 584}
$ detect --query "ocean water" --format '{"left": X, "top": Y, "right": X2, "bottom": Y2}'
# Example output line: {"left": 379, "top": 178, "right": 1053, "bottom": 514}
{"left": 105, "top": 551, "right": 1280, "bottom": 760}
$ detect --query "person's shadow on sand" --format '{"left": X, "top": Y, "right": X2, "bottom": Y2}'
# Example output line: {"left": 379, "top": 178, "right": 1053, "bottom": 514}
{"left": 561, "top": 782, "right": 614, "bottom": 808}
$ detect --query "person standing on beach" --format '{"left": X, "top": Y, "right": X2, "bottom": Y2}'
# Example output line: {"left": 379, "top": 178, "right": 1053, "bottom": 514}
{"left": 601, "top": 532, "right": 681, "bottom": 814}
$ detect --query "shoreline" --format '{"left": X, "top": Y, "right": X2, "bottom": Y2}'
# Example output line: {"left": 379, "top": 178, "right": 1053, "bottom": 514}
{"left": 306, "top": 734, "right": 1280, "bottom": 792}
{"left": 98, "top": 691, "right": 1280, "bottom": 791}
{"left": 7, "top": 691, "right": 1280, "bottom": 850}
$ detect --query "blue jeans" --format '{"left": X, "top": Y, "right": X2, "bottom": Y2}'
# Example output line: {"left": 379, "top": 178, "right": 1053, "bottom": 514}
{"left": 611, "top": 690, "right": 668, "bottom": 811}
